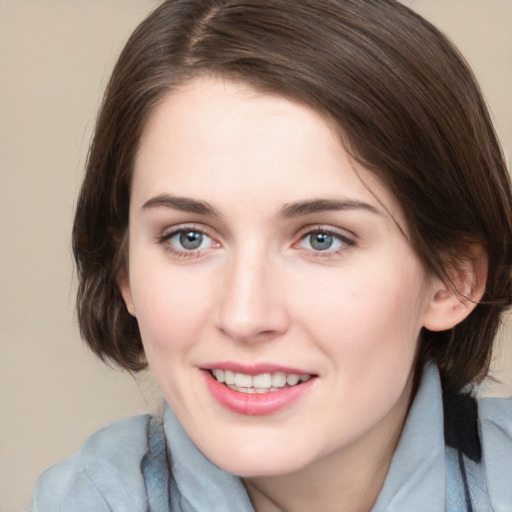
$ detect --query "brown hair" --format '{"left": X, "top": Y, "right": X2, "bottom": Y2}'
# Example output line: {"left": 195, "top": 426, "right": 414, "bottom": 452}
{"left": 73, "top": 0, "right": 512, "bottom": 392}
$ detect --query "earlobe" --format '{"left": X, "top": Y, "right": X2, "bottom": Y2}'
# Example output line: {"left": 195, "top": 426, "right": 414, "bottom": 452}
{"left": 422, "top": 244, "right": 488, "bottom": 332}
{"left": 117, "top": 270, "right": 136, "bottom": 317}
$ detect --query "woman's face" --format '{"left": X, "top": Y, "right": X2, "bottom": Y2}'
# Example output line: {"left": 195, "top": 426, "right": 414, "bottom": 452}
{"left": 120, "top": 76, "right": 437, "bottom": 477}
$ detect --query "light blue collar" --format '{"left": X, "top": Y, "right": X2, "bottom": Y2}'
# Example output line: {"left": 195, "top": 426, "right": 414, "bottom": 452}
{"left": 163, "top": 405, "right": 254, "bottom": 512}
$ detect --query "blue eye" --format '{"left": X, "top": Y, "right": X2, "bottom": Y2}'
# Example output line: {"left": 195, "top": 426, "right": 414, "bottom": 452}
{"left": 168, "top": 229, "right": 214, "bottom": 251}
{"left": 300, "top": 230, "right": 348, "bottom": 252}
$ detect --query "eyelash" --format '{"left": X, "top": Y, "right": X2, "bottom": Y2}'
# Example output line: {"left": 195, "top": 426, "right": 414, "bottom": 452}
{"left": 157, "top": 224, "right": 219, "bottom": 259}
{"left": 157, "top": 224, "right": 356, "bottom": 259}
{"left": 294, "top": 226, "right": 356, "bottom": 257}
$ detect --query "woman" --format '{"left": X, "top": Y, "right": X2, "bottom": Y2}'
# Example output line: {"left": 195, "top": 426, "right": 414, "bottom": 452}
{"left": 32, "top": 0, "right": 512, "bottom": 510}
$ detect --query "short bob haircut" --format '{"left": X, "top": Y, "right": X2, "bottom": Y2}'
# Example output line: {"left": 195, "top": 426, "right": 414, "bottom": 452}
{"left": 73, "top": 0, "right": 512, "bottom": 393}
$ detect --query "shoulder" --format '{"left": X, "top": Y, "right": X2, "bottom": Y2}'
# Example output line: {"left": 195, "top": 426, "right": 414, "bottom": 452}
{"left": 479, "top": 394, "right": 512, "bottom": 435}
{"left": 479, "top": 396, "right": 512, "bottom": 512}
{"left": 31, "top": 414, "right": 154, "bottom": 512}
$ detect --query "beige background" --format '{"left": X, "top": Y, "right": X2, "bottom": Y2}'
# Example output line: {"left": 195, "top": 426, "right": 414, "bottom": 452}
{"left": 0, "top": 1, "right": 511, "bottom": 511}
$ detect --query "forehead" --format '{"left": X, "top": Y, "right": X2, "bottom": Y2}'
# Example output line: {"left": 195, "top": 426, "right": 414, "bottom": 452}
{"left": 132, "top": 76, "right": 404, "bottom": 226}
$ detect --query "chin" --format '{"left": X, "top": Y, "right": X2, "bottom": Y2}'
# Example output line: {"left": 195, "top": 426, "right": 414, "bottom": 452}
{"left": 202, "top": 442, "right": 315, "bottom": 478}
{"left": 218, "top": 459, "right": 303, "bottom": 479}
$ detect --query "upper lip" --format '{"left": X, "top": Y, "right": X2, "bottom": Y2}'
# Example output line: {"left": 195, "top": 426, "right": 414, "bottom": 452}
{"left": 201, "top": 361, "right": 315, "bottom": 375}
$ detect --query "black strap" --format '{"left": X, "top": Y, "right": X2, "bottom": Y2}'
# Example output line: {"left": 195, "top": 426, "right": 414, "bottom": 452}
{"left": 443, "top": 390, "right": 481, "bottom": 512}
{"left": 443, "top": 390, "right": 481, "bottom": 462}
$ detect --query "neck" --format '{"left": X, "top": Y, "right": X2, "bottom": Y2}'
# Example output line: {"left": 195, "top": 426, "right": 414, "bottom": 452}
{"left": 243, "top": 381, "right": 412, "bottom": 512}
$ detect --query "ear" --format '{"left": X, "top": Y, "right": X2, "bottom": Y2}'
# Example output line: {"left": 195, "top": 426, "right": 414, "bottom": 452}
{"left": 422, "top": 243, "right": 488, "bottom": 332}
{"left": 117, "top": 269, "right": 136, "bottom": 317}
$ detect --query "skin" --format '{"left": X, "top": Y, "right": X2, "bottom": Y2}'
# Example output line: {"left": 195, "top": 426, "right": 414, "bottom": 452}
{"left": 119, "top": 76, "right": 478, "bottom": 512}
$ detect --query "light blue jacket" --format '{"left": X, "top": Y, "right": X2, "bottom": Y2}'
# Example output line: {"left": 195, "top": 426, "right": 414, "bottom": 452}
{"left": 31, "top": 364, "right": 512, "bottom": 511}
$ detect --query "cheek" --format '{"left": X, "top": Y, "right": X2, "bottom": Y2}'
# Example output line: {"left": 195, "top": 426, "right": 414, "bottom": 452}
{"left": 129, "top": 260, "right": 216, "bottom": 355}
{"left": 293, "top": 256, "right": 427, "bottom": 363}
{"left": 128, "top": 263, "right": 219, "bottom": 404}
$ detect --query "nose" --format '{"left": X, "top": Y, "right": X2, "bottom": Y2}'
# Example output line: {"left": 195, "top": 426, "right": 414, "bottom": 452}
{"left": 214, "top": 246, "right": 290, "bottom": 343}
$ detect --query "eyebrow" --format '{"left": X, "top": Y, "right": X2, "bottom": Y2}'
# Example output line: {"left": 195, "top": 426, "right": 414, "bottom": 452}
{"left": 141, "top": 195, "right": 379, "bottom": 219}
{"left": 141, "top": 195, "right": 222, "bottom": 217}
{"left": 278, "top": 198, "right": 379, "bottom": 218}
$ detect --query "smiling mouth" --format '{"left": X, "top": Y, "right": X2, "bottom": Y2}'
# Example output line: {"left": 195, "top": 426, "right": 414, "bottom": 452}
{"left": 210, "top": 369, "right": 313, "bottom": 394}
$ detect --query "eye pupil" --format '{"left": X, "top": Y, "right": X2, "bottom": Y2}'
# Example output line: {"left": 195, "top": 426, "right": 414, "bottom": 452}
{"left": 310, "top": 232, "right": 333, "bottom": 251}
{"left": 180, "top": 231, "right": 203, "bottom": 250}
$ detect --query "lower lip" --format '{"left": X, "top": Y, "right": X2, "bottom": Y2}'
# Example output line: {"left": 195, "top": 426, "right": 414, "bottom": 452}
{"left": 203, "top": 371, "right": 316, "bottom": 416}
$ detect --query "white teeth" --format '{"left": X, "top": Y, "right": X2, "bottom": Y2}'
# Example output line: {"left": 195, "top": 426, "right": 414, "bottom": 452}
{"left": 286, "top": 373, "right": 300, "bottom": 386}
{"left": 212, "top": 370, "right": 312, "bottom": 392}
{"left": 252, "top": 373, "right": 272, "bottom": 388}
{"left": 224, "top": 370, "right": 235, "bottom": 385}
{"left": 271, "top": 372, "right": 287, "bottom": 388}
{"left": 234, "top": 373, "right": 252, "bottom": 388}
